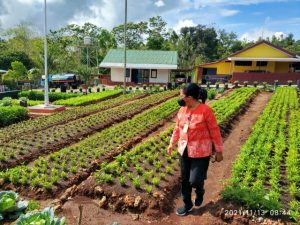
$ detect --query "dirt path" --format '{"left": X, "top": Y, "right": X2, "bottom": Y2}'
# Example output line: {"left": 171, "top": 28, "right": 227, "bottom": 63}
{"left": 149, "top": 91, "right": 273, "bottom": 225}
{"left": 59, "top": 92, "right": 272, "bottom": 225}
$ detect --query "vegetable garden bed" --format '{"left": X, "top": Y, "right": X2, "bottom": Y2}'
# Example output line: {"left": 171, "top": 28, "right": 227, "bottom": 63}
{"left": 0, "top": 98, "right": 180, "bottom": 199}
{"left": 71, "top": 88, "right": 258, "bottom": 214}
{"left": 222, "top": 87, "right": 300, "bottom": 223}
{"left": 0, "top": 91, "right": 178, "bottom": 170}
{"left": 0, "top": 92, "right": 147, "bottom": 143}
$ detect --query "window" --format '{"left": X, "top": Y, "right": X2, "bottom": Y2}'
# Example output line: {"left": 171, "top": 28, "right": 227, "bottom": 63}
{"left": 151, "top": 69, "right": 157, "bottom": 78}
{"left": 235, "top": 61, "right": 252, "bottom": 66}
{"left": 256, "top": 61, "right": 268, "bottom": 67}
{"left": 126, "top": 68, "right": 130, "bottom": 77}
{"left": 203, "top": 68, "right": 217, "bottom": 75}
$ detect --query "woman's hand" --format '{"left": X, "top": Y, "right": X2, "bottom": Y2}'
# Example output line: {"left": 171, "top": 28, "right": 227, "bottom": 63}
{"left": 215, "top": 152, "right": 223, "bottom": 162}
{"left": 167, "top": 144, "right": 175, "bottom": 155}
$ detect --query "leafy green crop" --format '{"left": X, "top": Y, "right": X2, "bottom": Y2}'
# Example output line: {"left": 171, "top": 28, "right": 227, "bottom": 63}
{"left": 0, "top": 191, "right": 28, "bottom": 221}
{"left": 15, "top": 207, "right": 65, "bottom": 225}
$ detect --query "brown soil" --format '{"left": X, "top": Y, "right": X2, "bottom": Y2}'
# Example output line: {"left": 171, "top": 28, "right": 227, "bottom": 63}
{"left": 58, "top": 92, "right": 279, "bottom": 225}
{"left": 0, "top": 93, "right": 133, "bottom": 143}
{"left": 1, "top": 111, "right": 178, "bottom": 199}
{"left": 0, "top": 93, "right": 176, "bottom": 171}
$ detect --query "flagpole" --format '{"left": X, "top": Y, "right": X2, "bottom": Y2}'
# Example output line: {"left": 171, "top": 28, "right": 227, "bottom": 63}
{"left": 123, "top": 0, "right": 127, "bottom": 94}
{"left": 44, "top": 0, "right": 49, "bottom": 106}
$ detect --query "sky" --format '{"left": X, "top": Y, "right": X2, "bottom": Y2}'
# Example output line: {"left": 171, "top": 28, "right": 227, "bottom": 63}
{"left": 0, "top": 0, "right": 300, "bottom": 42}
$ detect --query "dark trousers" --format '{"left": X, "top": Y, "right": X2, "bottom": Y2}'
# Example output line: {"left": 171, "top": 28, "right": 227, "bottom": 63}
{"left": 180, "top": 148, "right": 210, "bottom": 207}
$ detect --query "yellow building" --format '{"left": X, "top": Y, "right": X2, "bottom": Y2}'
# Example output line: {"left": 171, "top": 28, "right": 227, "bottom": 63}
{"left": 196, "top": 40, "right": 300, "bottom": 84}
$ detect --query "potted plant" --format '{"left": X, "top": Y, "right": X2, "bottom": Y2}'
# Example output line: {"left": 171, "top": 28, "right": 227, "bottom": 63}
{"left": 206, "top": 81, "right": 211, "bottom": 89}
{"left": 253, "top": 81, "right": 258, "bottom": 87}
{"left": 234, "top": 80, "right": 239, "bottom": 88}
{"left": 224, "top": 83, "right": 229, "bottom": 90}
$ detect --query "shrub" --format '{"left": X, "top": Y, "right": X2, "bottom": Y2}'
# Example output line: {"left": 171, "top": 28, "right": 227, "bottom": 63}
{"left": 0, "top": 106, "right": 28, "bottom": 127}
{"left": 18, "top": 91, "right": 79, "bottom": 102}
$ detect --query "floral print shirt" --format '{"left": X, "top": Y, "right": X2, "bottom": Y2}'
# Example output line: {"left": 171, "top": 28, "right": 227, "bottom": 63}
{"left": 170, "top": 103, "right": 223, "bottom": 158}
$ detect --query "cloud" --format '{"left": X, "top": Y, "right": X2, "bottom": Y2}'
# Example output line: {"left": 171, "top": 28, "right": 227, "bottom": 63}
{"left": 174, "top": 19, "right": 196, "bottom": 33}
{"left": 240, "top": 28, "right": 286, "bottom": 42}
{"left": 155, "top": 0, "right": 165, "bottom": 7}
{"left": 17, "top": 0, "right": 63, "bottom": 4}
{"left": 0, "top": 0, "right": 191, "bottom": 34}
{"left": 194, "top": 0, "right": 289, "bottom": 7}
{"left": 220, "top": 9, "right": 239, "bottom": 17}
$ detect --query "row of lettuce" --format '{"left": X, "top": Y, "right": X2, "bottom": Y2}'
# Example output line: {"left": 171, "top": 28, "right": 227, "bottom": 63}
{"left": 0, "top": 88, "right": 256, "bottom": 193}
{"left": 0, "top": 90, "right": 122, "bottom": 127}
{"left": 0, "top": 87, "right": 223, "bottom": 128}
{"left": 0, "top": 191, "right": 65, "bottom": 224}
{"left": 94, "top": 88, "right": 257, "bottom": 193}
{"left": 0, "top": 91, "right": 178, "bottom": 169}
{"left": 222, "top": 87, "right": 299, "bottom": 222}
{"left": 0, "top": 92, "right": 145, "bottom": 142}
{"left": 0, "top": 97, "right": 179, "bottom": 189}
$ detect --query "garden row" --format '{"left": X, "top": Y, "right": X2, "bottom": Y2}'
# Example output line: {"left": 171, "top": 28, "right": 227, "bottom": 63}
{"left": 0, "top": 97, "right": 180, "bottom": 197}
{"left": 0, "top": 90, "right": 178, "bottom": 170}
{"left": 0, "top": 92, "right": 147, "bottom": 143}
{"left": 71, "top": 87, "right": 258, "bottom": 212}
{"left": 18, "top": 90, "right": 80, "bottom": 102}
{"left": 222, "top": 87, "right": 299, "bottom": 223}
{"left": 52, "top": 90, "right": 122, "bottom": 106}
{"left": 0, "top": 90, "right": 122, "bottom": 129}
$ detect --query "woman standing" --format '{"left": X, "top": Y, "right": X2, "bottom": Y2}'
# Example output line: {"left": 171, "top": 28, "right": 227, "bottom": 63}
{"left": 167, "top": 83, "right": 223, "bottom": 216}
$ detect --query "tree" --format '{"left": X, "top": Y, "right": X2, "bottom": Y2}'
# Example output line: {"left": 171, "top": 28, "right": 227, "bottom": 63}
{"left": 217, "top": 29, "right": 243, "bottom": 58}
{"left": 28, "top": 68, "right": 41, "bottom": 84}
{"left": 4, "top": 61, "right": 28, "bottom": 81}
{"left": 0, "top": 52, "right": 33, "bottom": 70}
{"left": 4, "top": 23, "right": 36, "bottom": 55}
{"left": 112, "top": 21, "right": 148, "bottom": 49}
{"left": 77, "top": 66, "right": 92, "bottom": 86}
{"left": 178, "top": 25, "right": 219, "bottom": 68}
{"left": 146, "top": 35, "right": 165, "bottom": 50}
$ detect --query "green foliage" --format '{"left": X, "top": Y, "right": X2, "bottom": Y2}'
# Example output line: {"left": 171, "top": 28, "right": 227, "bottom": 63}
{"left": 132, "top": 176, "right": 141, "bottom": 189}
{"left": 18, "top": 91, "right": 79, "bottom": 102}
{"left": 3, "top": 61, "right": 28, "bottom": 82}
{"left": 26, "top": 200, "right": 41, "bottom": 212}
{"left": 15, "top": 207, "right": 65, "bottom": 225}
{"left": 77, "top": 66, "right": 93, "bottom": 85}
{"left": 0, "top": 105, "right": 28, "bottom": 127}
{"left": 0, "top": 97, "right": 12, "bottom": 106}
{"left": 151, "top": 177, "right": 160, "bottom": 187}
{"left": 0, "top": 51, "right": 33, "bottom": 71}
{"left": 207, "top": 89, "right": 218, "bottom": 100}
{"left": 0, "top": 191, "right": 28, "bottom": 222}
{"left": 53, "top": 90, "right": 122, "bottom": 106}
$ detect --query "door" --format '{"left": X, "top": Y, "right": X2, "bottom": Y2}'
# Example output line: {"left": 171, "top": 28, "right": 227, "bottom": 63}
{"left": 131, "top": 69, "right": 139, "bottom": 83}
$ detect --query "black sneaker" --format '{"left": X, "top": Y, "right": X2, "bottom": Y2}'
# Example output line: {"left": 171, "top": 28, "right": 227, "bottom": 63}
{"left": 176, "top": 205, "right": 193, "bottom": 216}
{"left": 194, "top": 196, "right": 203, "bottom": 207}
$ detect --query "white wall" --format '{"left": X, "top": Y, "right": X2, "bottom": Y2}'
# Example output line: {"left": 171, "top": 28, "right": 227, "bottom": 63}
{"left": 111, "top": 68, "right": 131, "bottom": 82}
{"left": 111, "top": 67, "right": 170, "bottom": 83}
{"left": 150, "top": 69, "right": 170, "bottom": 83}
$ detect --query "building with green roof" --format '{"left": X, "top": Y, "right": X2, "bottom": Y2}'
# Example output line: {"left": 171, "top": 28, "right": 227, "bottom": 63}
{"left": 99, "top": 49, "right": 178, "bottom": 84}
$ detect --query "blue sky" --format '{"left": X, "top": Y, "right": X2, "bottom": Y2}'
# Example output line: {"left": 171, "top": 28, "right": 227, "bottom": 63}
{"left": 0, "top": 0, "right": 299, "bottom": 41}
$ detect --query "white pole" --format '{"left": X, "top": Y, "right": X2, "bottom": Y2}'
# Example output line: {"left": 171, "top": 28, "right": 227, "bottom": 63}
{"left": 44, "top": 0, "right": 49, "bottom": 106}
{"left": 123, "top": 0, "right": 127, "bottom": 94}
